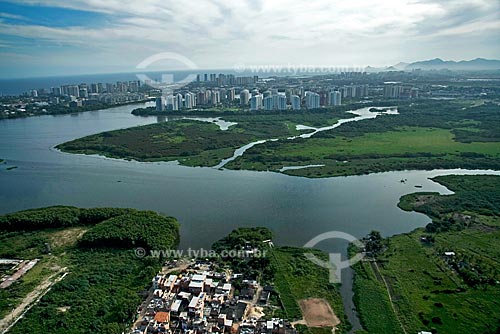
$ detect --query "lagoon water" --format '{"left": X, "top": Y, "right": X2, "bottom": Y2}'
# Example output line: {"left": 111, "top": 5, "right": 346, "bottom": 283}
{"left": 1, "top": 102, "right": 499, "bottom": 331}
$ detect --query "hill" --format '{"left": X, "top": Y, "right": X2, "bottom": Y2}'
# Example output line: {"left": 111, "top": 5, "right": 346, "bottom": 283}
{"left": 405, "top": 58, "right": 500, "bottom": 71}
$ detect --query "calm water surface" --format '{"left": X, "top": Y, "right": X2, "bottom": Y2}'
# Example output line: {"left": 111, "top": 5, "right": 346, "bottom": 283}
{"left": 1, "top": 103, "right": 498, "bottom": 331}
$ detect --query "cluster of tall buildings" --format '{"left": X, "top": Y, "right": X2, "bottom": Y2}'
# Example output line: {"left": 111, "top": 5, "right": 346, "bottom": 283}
{"left": 305, "top": 92, "right": 320, "bottom": 109}
{"left": 328, "top": 91, "right": 342, "bottom": 106}
{"left": 383, "top": 83, "right": 419, "bottom": 98}
{"left": 156, "top": 86, "right": 346, "bottom": 112}
{"left": 150, "top": 73, "right": 425, "bottom": 113}
{"left": 196, "top": 73, "right": 258, "bottom": 86}
{"left": 50, "top": 80, "right": 141, "bottom": 99}
{"left": 25, "top": 80, "right": 147, "bottom": 106}
{"left": 27, "top": 80, "right": 142, "bottom": 99}
{"left": 339, "top": 84, "right": 369, "bottom": 99}
{"left": 156, "top": 88, "right": 238, "bottom": 111}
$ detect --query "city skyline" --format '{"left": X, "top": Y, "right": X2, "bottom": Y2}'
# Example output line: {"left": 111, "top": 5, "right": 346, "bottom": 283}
{"left": 0, "top": 0, "right": 499, "bottom": 78}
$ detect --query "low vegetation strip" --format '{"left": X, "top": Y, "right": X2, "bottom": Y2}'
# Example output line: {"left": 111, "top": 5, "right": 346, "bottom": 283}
{"left": 351, "top": 258, "right": 402, "bottom": 334}
{"left": 352, "top": 175, "right": 500, "bottom": 334}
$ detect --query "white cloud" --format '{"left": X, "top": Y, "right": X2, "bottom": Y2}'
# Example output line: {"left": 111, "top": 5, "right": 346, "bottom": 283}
{"left": 1, "top": 0, "right": 499, "bottom": 76}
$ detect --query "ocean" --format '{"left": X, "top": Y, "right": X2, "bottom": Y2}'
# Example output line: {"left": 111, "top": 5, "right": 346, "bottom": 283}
{"left": 0, "top": 69, "right": 285, "bottom": 96}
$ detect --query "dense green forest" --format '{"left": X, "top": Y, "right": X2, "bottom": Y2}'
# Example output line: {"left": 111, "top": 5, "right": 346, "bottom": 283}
{"left": 0, "top": 206, "right": 179, "bottom": 334}
{"left": 0, "top": 206, "right": 136, "bottom": 231}
{"left": 80, "top": 210, "right": 179, "bottom": 250}
{"left": 212, "top": 226, "right": 273, "bottom": 252}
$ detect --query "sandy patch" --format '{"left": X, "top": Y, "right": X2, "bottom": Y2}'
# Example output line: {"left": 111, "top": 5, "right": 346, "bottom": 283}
{"left": 298, "top": 298, "right": 340, "bottom": 327}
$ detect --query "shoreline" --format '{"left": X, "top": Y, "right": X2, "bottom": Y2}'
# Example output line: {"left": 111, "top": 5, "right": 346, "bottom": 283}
{"left": 0, "top": 99, "right": 152, "bottom": 120}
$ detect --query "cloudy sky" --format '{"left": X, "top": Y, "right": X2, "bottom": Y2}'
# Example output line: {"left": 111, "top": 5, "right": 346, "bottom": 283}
{"left": 0, "top": 0, "right": 499, "bottom": 78}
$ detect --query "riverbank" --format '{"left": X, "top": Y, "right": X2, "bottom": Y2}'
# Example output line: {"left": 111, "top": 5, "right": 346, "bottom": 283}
{"left": 55, "top": 110, "right": 351, "bottom": 167}
{"left": 229, "top": 99, "right": 500, "bottom": 177}
{"left": 130, "top": 101, "right": 390, "bottom": 117}
{"left": 56, "top": 99, "right": 500, "bottom": 178}
{"left": 0, "top": 99, "right": 152, "bottom": 120}
{"left": 351, "top": 174, "right": 500, "bottom": 334}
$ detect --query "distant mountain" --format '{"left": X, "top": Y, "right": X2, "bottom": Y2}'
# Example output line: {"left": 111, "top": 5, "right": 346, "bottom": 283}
{"left": 364, "top": 65, "right": 403, "bottom": 73}
{"left": 405, "top": 58, "right": 500, "bottom": 71}
{"left": 392, "top": 62, "right": 409, "bottom": 70}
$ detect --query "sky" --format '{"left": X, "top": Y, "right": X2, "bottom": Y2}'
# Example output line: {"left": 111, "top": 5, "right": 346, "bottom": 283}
{"left": 0, "top": 0, "right": 499, "bottom": 78}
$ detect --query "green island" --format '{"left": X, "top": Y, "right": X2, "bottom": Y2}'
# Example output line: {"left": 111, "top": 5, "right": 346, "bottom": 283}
{"left": 56, "top": 110, "right": 352, "bottom": 167}
{"left": 351, "top": 174, "right": 500, "bottom": 334}
{"left": 57, "top": 99, "right": 500, "bottom": 177}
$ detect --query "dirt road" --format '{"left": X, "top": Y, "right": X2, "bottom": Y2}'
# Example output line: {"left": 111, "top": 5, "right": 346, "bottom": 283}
{"left": 0, "top": 267, "right": 68, "bottom": 334}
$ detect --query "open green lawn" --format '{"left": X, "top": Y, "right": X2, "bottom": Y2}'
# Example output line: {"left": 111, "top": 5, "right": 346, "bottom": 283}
{"left": 270, "top": 247, "right": 350, "bottom": 333}
{"left": 229, "top": 126, "right": 500, "bottom": 177}
{"left": 353, "top": 175, "right": 500, "bottom": 334}
{"left": 240, "top": 127, "right": 500, "bottom": 158}
{"left": 373, "top": 230, "right": 500, "bottom": 334}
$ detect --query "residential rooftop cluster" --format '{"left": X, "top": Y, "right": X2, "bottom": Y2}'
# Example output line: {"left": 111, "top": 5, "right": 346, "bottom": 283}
{"left": 131, "top": 261, "right": 296, "bottom": 334}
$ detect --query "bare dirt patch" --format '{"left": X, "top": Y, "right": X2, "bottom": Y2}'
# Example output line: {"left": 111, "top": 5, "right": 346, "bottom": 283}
{"left": 298, "top": 298, "right": 340, "bottom": 327}
{"left": 246, "top": 306, "right": 265, "bottom": 319}
{"left": 57, "top": 306, "right": 71, "bottom": 313}
{"left": 49, "top": 227, "right": 88, "bottom": 248}
{"left": 413, "top": 195, "right": 436, "bottom": 207}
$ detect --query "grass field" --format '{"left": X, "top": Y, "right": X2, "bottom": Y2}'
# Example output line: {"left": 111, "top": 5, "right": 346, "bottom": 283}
{"left": 352, "top": 175, "right": 500, "bottom": 334}
{"left": 229, "top": 126, "right": 500, "bottom": 177}
{"left": 270, "top": 247, "right": 351, "bottom": 333}
{"left": 351, "top": 258, "right": 402, "bottom": 334}
{"left": 0, "top": 228, "right": 81, "bottom": 319}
